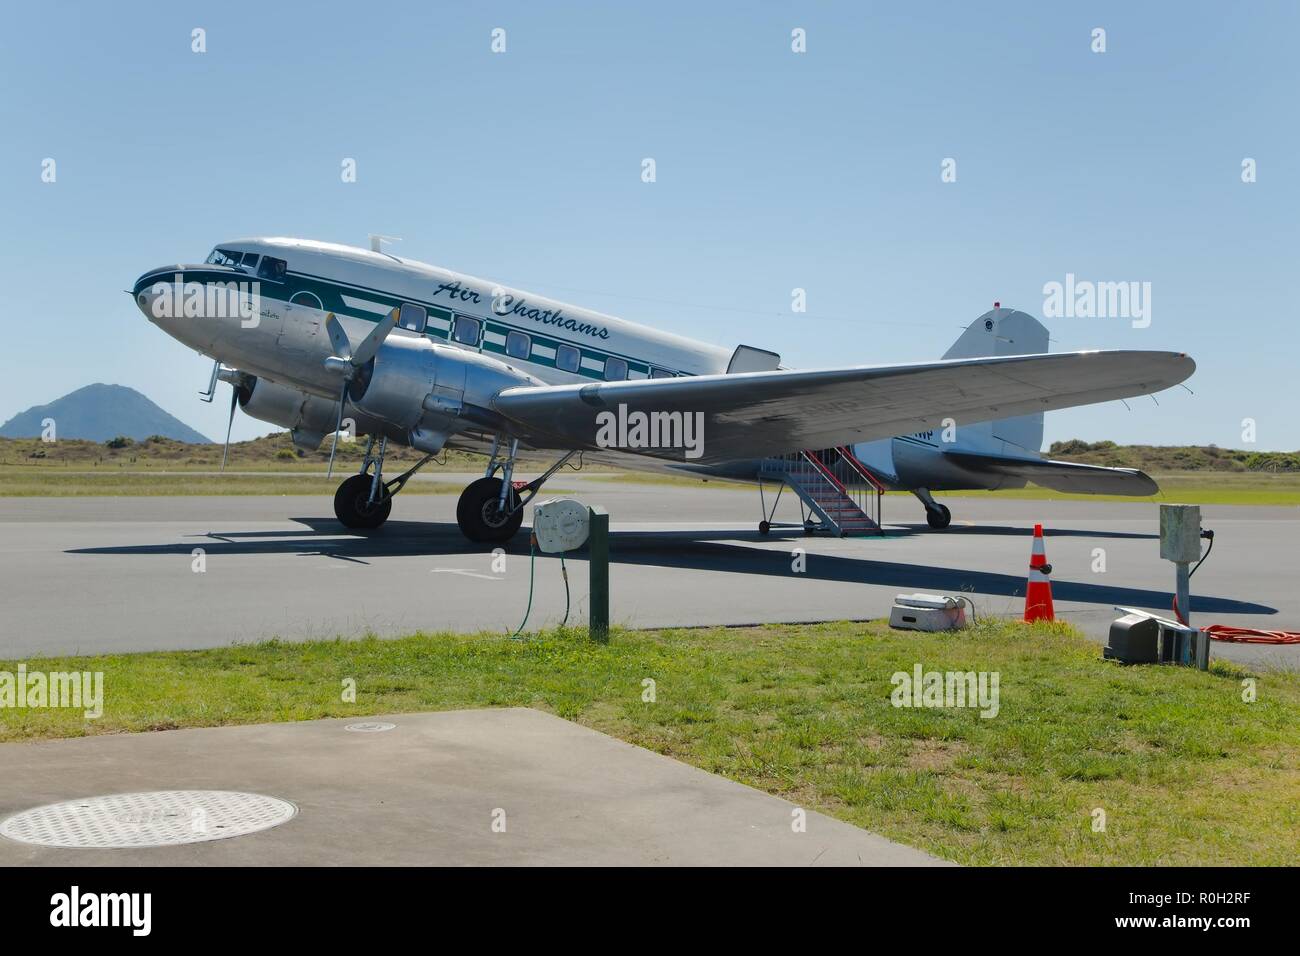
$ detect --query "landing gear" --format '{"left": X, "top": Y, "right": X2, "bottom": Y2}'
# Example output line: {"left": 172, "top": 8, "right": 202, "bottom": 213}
{"left": 456, "top": 476, "right": 524, "bottom": 543}
{"left": 332, "top": 434, "right": 435, "bottom": 531}
{"left": 454, "top": 439, "right": 579, "bottom": 544}
{"left": 926, "top": 504, "right": 952, "bottom": 530}
{"left": 913, "top": 487, "right": 952, "bottom": 530}
{"left": 334, "top": 474, "right": 392, "bottom": 529}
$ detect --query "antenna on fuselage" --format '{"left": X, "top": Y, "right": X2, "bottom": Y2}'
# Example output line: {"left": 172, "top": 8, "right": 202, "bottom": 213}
{"left": 368, "top": 234, "right": 402, "bottom": 253}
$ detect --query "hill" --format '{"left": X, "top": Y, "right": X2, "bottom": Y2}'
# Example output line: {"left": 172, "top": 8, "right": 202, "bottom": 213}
{"left": 0, "top": 384, "right": 211, "bottom": 444}
{"left": 1049, "top": 440, "right": 1300, "bottom": 473}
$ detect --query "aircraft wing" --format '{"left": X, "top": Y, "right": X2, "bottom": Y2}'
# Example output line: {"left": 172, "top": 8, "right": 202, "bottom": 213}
{"left": 491, "top": 350, "right": 1194, "bottom": 465}
{"left": 941, "top": 451, "right": 1159, "bottom": 495}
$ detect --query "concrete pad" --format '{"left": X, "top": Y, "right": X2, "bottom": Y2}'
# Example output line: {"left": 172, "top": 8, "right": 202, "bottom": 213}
{"left": 0, "top": 708, "right": 947, "bottom": 866}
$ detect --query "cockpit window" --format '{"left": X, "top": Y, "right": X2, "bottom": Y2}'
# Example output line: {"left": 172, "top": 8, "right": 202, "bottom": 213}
{"left": 241, "top": 252, "right": 260, "bottom": 268}
{"left": 205, "top": 248, "right": 243, "bottom": 267}
{"left": 257, "top": 256, "right": 288, "bottom": 282}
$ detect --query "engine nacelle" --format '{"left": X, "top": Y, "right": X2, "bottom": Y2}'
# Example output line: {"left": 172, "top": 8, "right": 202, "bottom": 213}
{"left": 347, "top": 336, "right": 544, "bottom": 451}
{"left": 237, "top": 376, "right": 377, "bottom": 451}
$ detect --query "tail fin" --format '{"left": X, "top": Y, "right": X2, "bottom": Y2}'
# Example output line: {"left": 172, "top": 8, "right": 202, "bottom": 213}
{"left": 943, "top": 307, "right": 1048, "bottom": 454}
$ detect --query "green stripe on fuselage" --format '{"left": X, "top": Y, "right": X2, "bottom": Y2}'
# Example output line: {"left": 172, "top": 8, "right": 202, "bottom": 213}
{"left": 279, "top": 269, "right": 671, "bottom": 382}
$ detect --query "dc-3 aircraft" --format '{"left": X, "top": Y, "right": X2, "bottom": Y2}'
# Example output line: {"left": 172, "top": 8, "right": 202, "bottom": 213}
{"left": 132, "top": 237, "right": 1192, "bottom": 542}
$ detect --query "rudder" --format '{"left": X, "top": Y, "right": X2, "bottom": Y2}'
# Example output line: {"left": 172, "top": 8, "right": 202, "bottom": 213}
{"left": 942, "top": 307, "right": 1048, "bottom": 454}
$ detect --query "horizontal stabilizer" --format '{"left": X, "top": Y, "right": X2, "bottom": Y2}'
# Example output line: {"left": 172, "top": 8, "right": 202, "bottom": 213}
{"left": 942, "top": 451, "right": 1159, "bottom": 496}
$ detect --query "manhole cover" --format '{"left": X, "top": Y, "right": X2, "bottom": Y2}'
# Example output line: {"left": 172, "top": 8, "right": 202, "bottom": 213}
{"left": 345, "top": 721, "right": 396, "bottom": 733}
{"left": 0, "top": 790, "right": 297, "bottom": 849}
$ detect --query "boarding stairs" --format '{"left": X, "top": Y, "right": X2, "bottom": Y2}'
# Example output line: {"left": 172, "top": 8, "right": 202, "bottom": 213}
{"left": 758, "top": 447, "right": 885, "bottom": 536}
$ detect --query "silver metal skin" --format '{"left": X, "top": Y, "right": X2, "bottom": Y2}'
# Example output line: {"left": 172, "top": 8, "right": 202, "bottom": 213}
{"left": 238, "top": 377, "right": 355, "bottom": 449}
{"left": 132, "top": 243, "right": 1197, "bottom": 537}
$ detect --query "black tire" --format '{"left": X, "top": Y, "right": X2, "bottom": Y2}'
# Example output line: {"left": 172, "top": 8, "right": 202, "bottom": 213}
{"left": 926, "top": 503, "right": 952, "bottom": 530}
{"left": 334, "top": 474, "right": 392, "bottom": 529}
{"left": 758, "top": 520, "right": 771, "bottom": 536}
{"left": 456, "top": 476, "right": 524, "bottom": 543}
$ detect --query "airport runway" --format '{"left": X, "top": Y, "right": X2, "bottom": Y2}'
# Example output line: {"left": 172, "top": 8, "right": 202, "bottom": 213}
{"left": 1, "top": 475, "right": 1295, "bottom": 668}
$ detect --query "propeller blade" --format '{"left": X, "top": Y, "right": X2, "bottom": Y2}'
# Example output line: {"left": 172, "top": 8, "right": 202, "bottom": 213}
{"left": 324, "top": 312, "right": 352, "bottom": 362}
{"left": 349, "top": 307, "right": 401, "bottom": 368}
{"left": 326, "top": 379, "right": 349, "bottom": 479}
{"left": 220, "top": 382, "right": 239, "bottom": 473}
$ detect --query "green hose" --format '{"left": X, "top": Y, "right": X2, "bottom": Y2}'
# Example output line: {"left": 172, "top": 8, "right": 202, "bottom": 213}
{"left": 559, "top": 553, "right": 570, "bottom": 628}
{"left": 509, "top": 537, "right": 537, "bottom": 641}
{"left": 509, "top": 537, "right": 571, "bottom": 639}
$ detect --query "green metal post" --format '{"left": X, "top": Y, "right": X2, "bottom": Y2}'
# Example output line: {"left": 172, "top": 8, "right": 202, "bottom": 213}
{"left": 588, "top": 506, "right": 609, "bottom": 643}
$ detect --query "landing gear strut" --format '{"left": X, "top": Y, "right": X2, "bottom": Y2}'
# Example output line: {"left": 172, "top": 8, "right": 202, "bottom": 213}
{"left": 454, "top": 439, "right": 577, "bottom": 544}
{"left": 912, "top": 487, "right": 952, "bottom": 530}
{"left": 332, "top": 434, "right": 435, "bottom": 530}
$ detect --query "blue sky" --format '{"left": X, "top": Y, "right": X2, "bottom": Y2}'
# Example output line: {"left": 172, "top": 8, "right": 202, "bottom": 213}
{"left": 1, "top": 1, "right": 1295, "bottom": 448}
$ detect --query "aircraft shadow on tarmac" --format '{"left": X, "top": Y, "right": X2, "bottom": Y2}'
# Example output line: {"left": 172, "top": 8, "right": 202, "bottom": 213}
{"left": 890, "top": 524, "right": 1157, "bottom": 540}
{"left": 67, "top": 518, "right": 1273, "bottom": 617}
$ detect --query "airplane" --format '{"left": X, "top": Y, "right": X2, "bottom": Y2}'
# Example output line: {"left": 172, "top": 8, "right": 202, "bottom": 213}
{"left": 131, "top": 237, "right": 1192, "bottom": 542}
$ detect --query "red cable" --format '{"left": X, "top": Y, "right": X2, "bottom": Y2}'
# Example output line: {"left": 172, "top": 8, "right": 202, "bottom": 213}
{"left": 1202, "top": 624, "right": 1300, "bottom": 645}
{"left": 1172, "top": 597, "right": 1300, "bottom": 644}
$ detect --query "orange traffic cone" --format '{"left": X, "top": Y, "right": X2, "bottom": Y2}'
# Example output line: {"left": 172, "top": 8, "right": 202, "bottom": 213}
{"left": 1023, "top": 523, "right": 1055, "bottom": 622}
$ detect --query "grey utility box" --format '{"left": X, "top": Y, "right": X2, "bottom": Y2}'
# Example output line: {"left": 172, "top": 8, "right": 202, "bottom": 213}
{"left": 1160, "top": 504, "right": 1203, "bottom": 563}
{"left": 1108, "top": 606, "right": 1210, "bottom": 669}
{"left": 1104, "top": 612, "right": 1161, "bottom": 664}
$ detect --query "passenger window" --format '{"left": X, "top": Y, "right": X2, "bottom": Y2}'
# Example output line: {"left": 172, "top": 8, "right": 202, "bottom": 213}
{"left": 257, "top": 257, "right": 287, "bottom": 282}
{"left": 399, "top": 303, "right": 427, "bottom": 333}
{"left": 505, "top": 330, "right": 531, "bottom": 359}
{"left": 452, "top": 315, "right": 481, "bottom": 346}
{"left": 650, "top": 367, "right": 674, "bottom": 379}
{"left": 604, "top": 357, "right": 628, "bottom": 381}
{"left": 556, "top": 344, "right": 581, "bottom": 373}
{"left": 290, "top": 291, "right": 323, "bottom": 310}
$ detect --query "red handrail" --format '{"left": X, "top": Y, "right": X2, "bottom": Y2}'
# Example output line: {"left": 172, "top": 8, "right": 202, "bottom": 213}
{"left": 801, "top": 450, "right": 851, "bottom": 495}
{"left": 834, "top": 446, "right": 885, "bottom": 534}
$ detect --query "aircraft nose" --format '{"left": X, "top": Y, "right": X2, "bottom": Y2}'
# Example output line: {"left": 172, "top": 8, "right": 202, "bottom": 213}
{"left": 132, "top": 267, "right": 181, "bottom": 324}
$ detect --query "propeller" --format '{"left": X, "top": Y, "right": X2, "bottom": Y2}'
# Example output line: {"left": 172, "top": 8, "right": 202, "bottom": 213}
{"left": 322, "top": 308, "right": 400, "bottom": 477}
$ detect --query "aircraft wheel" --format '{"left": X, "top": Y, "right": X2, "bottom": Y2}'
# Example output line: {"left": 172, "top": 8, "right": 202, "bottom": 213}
{"left": 758, "top": 520, "right": 771, "bottom": 536}
{"left": 456, "top": 477, "right": 524, "bottom": 543}
{"left": 334, "top": 474, "right": 392, "bottom": 529}
{"left": 926, "top": 504, "right": 952, "bottom": 530}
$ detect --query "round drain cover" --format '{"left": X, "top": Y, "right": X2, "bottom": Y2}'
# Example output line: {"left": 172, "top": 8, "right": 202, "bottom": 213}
{"left": 345, "top": 721, "right": 396, "bottom": 733}
{"left": 0, "top": 790, "right": 297, "bottom": 849}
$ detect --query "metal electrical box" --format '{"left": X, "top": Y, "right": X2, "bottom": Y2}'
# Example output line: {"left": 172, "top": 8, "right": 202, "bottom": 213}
{"left": 889, "top": 593, "right": 966, "bottom": 632}
{"left": 1103, "top": 612, "right": 1161, "bottom": 663}
{"left": 1160, "top": 504, "right": 1203, "bottom": 563}
{"left": 1107, "top": 606, "right": 1209, "bottom": 669}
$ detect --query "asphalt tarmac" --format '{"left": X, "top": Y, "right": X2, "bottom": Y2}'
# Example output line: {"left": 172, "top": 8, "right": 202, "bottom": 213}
{"left": 1, "top": 474, "right": 1294, "bottom": 668}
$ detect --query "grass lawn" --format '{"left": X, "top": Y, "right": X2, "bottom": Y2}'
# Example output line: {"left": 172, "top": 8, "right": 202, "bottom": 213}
{"left": 3, "top": 620, "right": 1295, "bottom": 866}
